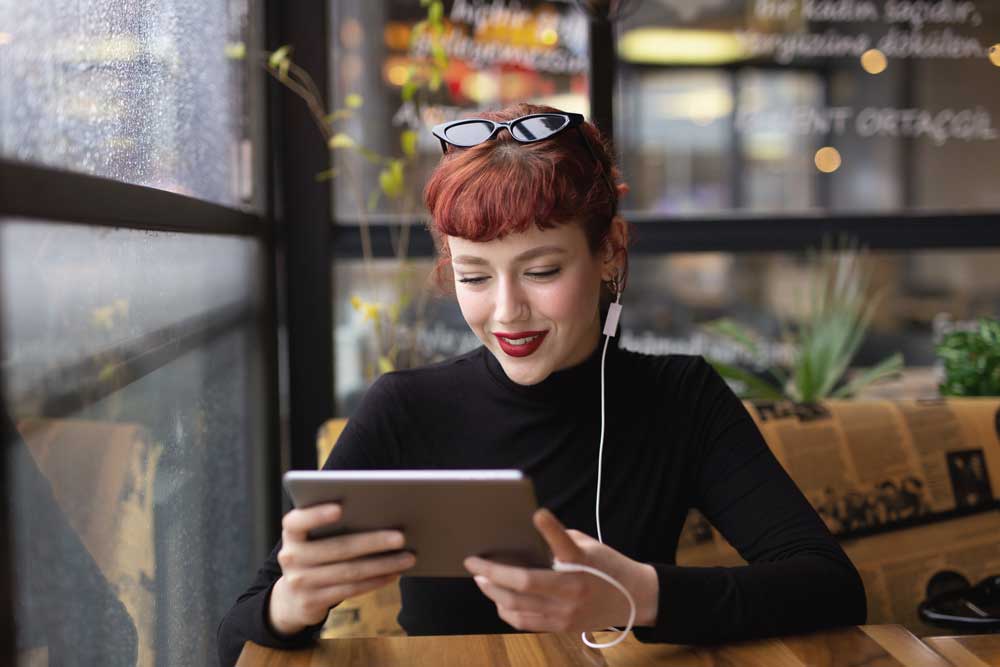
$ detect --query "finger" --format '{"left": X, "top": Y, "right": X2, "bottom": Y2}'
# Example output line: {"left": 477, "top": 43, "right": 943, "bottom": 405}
{"left": 282, "top": 504, "right": 342, "bottom": 540}
{"left": 533, "top": 509, "right": 585, "bottom": 564}
{"left": 497, "top": 607, "right": 563, "bottom": 633}
{"left": 474, "top": 576, "right": 568, "bottom": 616}
{"left": 311, "top": 573, "right": 401, "bottom": 610}
{"left": 565, "top": 529, "right": 598, "bottom": 546}
{"left": 465, "top": 557, "right": 566, "bottom": 597}
{"left": 305, "top": 551, "right": 416, "bottom": 588}
{"left": 282, "top": 530, "right": 406, "bottom": 568}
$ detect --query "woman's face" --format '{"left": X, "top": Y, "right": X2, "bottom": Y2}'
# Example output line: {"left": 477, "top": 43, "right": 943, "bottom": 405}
{"left": 448, "top": 222, "right": 607, "bottom": 386}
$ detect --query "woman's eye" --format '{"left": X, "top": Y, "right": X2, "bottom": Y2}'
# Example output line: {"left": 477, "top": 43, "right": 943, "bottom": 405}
{"left": 526, "top": 268, "right": 560, "bottom": 279}
{"left": 458, "top": 276, "right": 489, "bottom": 284}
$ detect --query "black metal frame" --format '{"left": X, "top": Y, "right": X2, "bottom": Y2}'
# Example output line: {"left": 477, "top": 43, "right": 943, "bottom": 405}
{"left": 330, "top": 210, "right": 1000, "bottom": 258}
{"left": 588, "top": 3, "right": 615, "bottom": 143}
{"left": 268, "top": 0, "right": 334, "bottom": 475}
{"left": 0, "top": 160, "right": 264, "bottom": 236}
{"left": 8, "top": 303, "right": 256, "bottom": 420}
{"left": 0, "top": 276, "right": 11, "bottom": 667}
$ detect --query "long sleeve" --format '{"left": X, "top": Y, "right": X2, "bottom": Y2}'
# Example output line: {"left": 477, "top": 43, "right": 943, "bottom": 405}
{"left": 634, "top": 359, "right": 867, "bottom": 644}
{"left": 217, "top": 378, "right": 399, "bottom": 667}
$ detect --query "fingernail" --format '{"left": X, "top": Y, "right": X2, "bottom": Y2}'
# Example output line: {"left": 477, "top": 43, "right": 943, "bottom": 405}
{"left": 389, "top": 532, "right": 405, "bottom": 548}
{"left": 325, "top": 505, "right": 340, "bottom": 518}
{"left": 464, "top": 557, "right": 479, "bottom": 570}
{"left": 474, "top": 575, "right": 489, "bottom": 587}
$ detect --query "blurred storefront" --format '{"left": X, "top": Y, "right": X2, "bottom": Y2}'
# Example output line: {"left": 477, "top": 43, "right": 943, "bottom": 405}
{"left": 327, "top": 0, "right": 1000, "bottom": 412}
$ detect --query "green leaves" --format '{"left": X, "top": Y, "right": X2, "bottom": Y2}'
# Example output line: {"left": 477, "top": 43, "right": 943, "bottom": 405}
{"left": 431, "top": 42, "right": 448, "bottom": 69}
{"left": 704, "top": 318, "right": 761, "bottom": 359}
{"left": 831, "top": 353, "right": 904, "bottom": 399}
{"left": 428, "top": 0, "right": 444, "bottom": 25}
{"left": 703, "top": 240, "right": 903, "bottom": 402}
{"left": 937, "top": 318, "right": 1000, "bottom": 396}
{"left": 707, "top": 360, "right": 785, "bottom": 401}
{"left": 401, "top": 80, "right": 418, "bottom": 102}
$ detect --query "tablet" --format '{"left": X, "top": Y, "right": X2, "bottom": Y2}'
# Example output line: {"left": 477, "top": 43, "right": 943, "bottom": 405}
{"left": 282, "top": 470, "right": 553, "bottom": 578}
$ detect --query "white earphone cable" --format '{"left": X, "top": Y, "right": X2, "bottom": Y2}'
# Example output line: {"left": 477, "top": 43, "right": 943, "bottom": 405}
{"left": 551, "top": 292, "right": 633, "bottom": 650}
{"left": 596, "top": 331, "right": 611, "bottom": 544}
{"left": 552, "top": 559, "right": 636, "bottom": 649}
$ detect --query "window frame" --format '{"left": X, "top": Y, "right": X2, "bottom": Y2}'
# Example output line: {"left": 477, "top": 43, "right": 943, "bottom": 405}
{"left": 0, "top": 0, "right": 286, "bottom": 659}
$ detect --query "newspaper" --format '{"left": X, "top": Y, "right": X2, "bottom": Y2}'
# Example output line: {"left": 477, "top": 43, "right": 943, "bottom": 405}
{"left": 676, "top": 397, "right": 1000, "bottom": 636}
{"left": 750, "top": 398, "right": 1000, "bottom": 536}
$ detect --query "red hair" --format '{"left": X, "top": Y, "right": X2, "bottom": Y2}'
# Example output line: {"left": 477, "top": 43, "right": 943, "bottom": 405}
{"left": 423, "top": 103, "right": 630, "bottom": 291}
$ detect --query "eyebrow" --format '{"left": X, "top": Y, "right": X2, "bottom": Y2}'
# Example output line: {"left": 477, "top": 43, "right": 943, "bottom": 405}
{"left": 452, "top": 245, "right": 567, "bottom": 266}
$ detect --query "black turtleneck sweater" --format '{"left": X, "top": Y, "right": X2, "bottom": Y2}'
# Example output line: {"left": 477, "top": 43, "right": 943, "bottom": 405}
{"left": 218, "top": 343, "right": 866, "bottom": 666}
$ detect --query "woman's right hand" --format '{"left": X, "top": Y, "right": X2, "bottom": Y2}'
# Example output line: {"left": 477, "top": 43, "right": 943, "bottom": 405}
{"left": 268, "top": 503, "right": 416, "bottom": 636}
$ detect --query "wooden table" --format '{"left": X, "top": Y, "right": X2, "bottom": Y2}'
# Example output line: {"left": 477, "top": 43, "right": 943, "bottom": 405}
{"left": 924, "top": 635, "right": 1000, "bottom": 667}
{"left": 237, "top": 624, "right": 956, "bottom": 666}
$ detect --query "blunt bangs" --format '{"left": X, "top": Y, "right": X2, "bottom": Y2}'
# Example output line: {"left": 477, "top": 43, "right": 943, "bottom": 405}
{"left": 424, "top": 136, "right": 595, "bottom": 245}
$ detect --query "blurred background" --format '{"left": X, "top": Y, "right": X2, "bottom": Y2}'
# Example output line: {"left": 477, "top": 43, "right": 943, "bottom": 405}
{"left": 1, "top": 1, "right": 999, "bottom": 664}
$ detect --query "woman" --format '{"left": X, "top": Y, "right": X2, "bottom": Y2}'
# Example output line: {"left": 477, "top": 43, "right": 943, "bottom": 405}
{"left": 218, "top": 103, "right": 866, "bottom": 666}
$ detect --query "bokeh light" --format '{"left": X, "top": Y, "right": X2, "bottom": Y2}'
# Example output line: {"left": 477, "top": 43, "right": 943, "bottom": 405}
{"left": 539, "top": 28, "right": 558, "bottom": 46}
{"left": 861, "top": 48, "right": 888, "bottom": 74}
{"left": 815, "top": 146, "right": 842, "bottom": 173}
{"left": 383, "top": 22, "right": 411, "bottom": 52}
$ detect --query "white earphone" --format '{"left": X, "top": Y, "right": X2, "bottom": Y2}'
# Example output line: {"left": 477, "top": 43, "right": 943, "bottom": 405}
{"left": 552, "top": 279, "right": 635, "bottom": 650}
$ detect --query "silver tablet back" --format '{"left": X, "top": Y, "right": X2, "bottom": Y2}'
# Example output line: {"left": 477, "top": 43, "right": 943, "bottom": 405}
{"left": 282, "top": 470, "right": 552, "bottom": 577}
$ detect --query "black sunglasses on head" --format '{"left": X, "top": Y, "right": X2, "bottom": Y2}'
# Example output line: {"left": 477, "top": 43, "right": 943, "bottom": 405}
{"left": 431, "top": 112, "right": 616, "bottom": 199}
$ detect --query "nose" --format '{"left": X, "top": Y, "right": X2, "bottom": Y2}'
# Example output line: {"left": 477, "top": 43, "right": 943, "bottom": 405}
{"left": 493, "top": 274, "right": 528, "bottom": 324}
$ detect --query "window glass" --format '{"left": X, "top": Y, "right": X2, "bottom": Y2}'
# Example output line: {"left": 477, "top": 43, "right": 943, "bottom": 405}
{"left": 333, "top": 249, "right": 1000, "bottom": 412}
{"left": 615, "top": 2, "right": 1000, "bottom": 215}
{"left": 328, "top": 0, "right": 589, "bottom": 223}
{"left": 3, "top": 219, "right": 268, "bottom": 666}
{"left": 0, "top": 0, "right": 255, "bottom": 208}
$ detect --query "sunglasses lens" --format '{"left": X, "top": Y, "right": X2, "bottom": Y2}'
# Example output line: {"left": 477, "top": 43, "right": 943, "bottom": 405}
{"left": 511, "top": 115, "right": 568, "bottom": 142}
{"left": 443, "top": 121, "right": 495, "bottom": 146}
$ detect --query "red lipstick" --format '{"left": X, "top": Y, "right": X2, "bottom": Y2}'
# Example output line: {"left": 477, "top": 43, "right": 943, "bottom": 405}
{"left": 493, "top": 330, "right": 548, "bottom": 357}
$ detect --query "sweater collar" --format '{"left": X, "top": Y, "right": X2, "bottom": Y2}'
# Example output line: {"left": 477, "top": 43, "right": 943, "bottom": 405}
{"left": 481, "top": 335, "right": 619, "bottom": 403}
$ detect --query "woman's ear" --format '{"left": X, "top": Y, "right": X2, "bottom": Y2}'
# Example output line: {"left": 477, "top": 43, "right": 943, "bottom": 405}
{"left": 602, "top": 217, "right": 628, "bottom": 281}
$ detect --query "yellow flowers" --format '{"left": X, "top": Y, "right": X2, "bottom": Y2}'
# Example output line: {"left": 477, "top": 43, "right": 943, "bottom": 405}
{"left": 328, "top": 133, "right": 356, "bottom": 149}
{"left": 91, "top": 299, "right": 130, "bottom": 331}
{"left": 400, "top": 130, "right": 417, "bottom": 157}
{"left": 268, "top": 45, "right": 291, "bottom": 69}
{"left": 224, "top": 42, "right": 246, "bottom": 60}
{"left": 268, "top": 45, "right": 292, "bottom": 79}
{"left": 350, "top": 295, "right": 381, "bottom": 322}
{"left": 379, "top": 160, "right": 405, "bottom": 199}
{"left": 350, "top": 295, "right": 400, "bottom": 376}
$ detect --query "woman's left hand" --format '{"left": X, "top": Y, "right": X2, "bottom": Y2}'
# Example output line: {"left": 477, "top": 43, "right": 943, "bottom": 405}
{"left": 463, "top": 508, "right": 659, "bottom": 633}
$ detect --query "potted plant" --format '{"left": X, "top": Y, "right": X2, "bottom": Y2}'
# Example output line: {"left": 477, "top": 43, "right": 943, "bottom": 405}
{"left": 937, "top": 317, "right": 1000, "bottom": 396}
{"left": 704, "top": 239, "right": 903, "bottom": 402}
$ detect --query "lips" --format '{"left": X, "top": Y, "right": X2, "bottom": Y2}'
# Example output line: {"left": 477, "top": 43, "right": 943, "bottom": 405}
{"left": 493, "top": 330, "right": 548, "bottom": 358}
